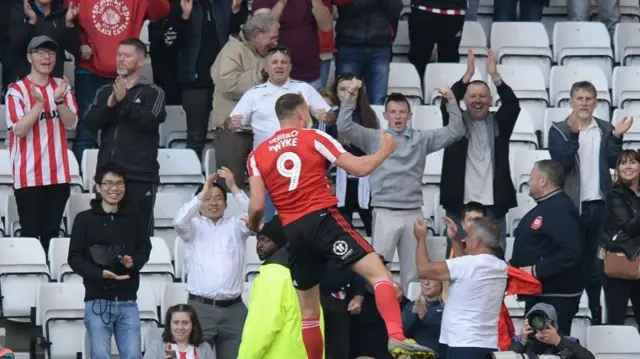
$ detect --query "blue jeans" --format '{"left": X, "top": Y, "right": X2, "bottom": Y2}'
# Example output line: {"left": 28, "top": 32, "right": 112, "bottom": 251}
{"left": 568, "top": 0, "right": 619, "bottom": 34}
{"left": 493, "top": 0, "right": 543, "bottom": 21}
{"left": 84, "top": 300, "right": 142, "bottom": 359}
{"left": 335, "top": 45, "right": 390, "bottom": 105}
{"left": 581, "top": 200, "right": 605, "bottom": 310}
{"left": 446, "top": 208, "right": 507, "bottom": 254}
{"left": 320, "top": 59, "right": 332, "bottom": 88}
{"left": 465, "top": 0, "right": 479, "bottom": 21}
{"left": 72, "top": 71, "right": 113, "bottom": 165}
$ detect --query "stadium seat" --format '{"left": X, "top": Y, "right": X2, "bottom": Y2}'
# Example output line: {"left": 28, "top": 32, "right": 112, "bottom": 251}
{"left": 140, "top": 20, "right": 150, "bottom": 45}
{"left": 242, "top": 282, "right": 252, "bottom": 305}
{"left": 159, "top": 106, "right": 188, "bottom": 148}
{"left": 48, "top": 237, "right": 69, "bottom": 282}
{"left": 153, "top": 192, "right": 182, "bottom": 257}
{"left": 63, "top": 62, "right": 75, "bottom": 88}
{"left": 422, "top": 186, "right": 440, "bottom": 223}
{"left": 488, "top": 65, "right": 549, "bottom": 132}
{"left": 542, "top": 108, "right": 572, "bottom": 148}
{"left": 4, "top": 194, "right": 19, "bottom": 236}
{"left": 203, "top": 148, "right": 217, "bottom": 178}
{"left": 160, "top": 283, "right": 188, "bottom": 325}
{"left": 65, "top": 193, "right": 94, "bottom": 233}
{"left": 371, "top": 105, "right": 389, "bottom": 130}
{"left": 506, "top": 193, "right": 537, "bottom": 235}
{"left": 612, "top": 66, "right": 640, "bottom": 109}
{"left": 620, "top": 0, "right": 640, "bottom": 20}
{"left": 490, "top": 22, "right": 553, "bottom": 87}
{"left": 66, "top": 149, "right": 84, "bottom": 192}
{"left": 407, "top": 281, "right": 420, "bottom": 301}
{"left": 459, "top": 22, "right": 489, "bottom": 72}
{"left": 586, "top": 325, "right": 640, "bottom": 356}
{"left": 137, "top": 283, "right": 161, "bottom": 346}
{"left": 612, "top": 109, "right": 640, "bottom": 149}
{"left": 505, "top": 236, "right": 515, "bottom": 262}
{"left": 174, "top": 237, "right": 186, "bottom": 282}
{"left": 424, "top": 63, "right": 483, "bottom": 105}
{"left": 81, "top": 149, "right": 99, "bottom": 193}
{"left": 0, "top": 150, "right": 13, "bottom": 186}
{"left": 553, "top": 22, "right": 614, "bottom": 85}
{"left": 390, "top": 251, "right": 401, "bottom": 282}
{"left": 392, "top": 20, "right": 409, "bottom": 58}
{"left": 226, "top": 192, "right": 249, "bottom": 218}
{"left": 508, "top": 108, "right": 539, "bottom": 152}
{"left": 510, "top": 149, "right": 551, "bottom": 192}
{"left": 0, "top": 237, "right": 51, "bottom": 321}
{"left": 0, "top": 106, "right": 8, "bottom": 148}
{"left": 549, "top": 66, "right": 611, "bottom": 122}
{"left": 388, "top": 62, "right": 423, "bottom": 103}
{"left": 244, "top": 236, "right": 260, "bottom": 282}
{"left": 432, "top": 193, "right": 446, "bottom": 236}
{"left": 423, "top": 149, "right": 443, "bottom": 185}
{"left": 140, "top": 237, "right": 175, "bottom": 299}
{"left": 614, "top": 23, "right": 640, "bottom": 66}
{"left": 34, "top": 282, "right": 85, "bottom": 359}
{"left": 411, "top": 106, "right": 443, "bottom": 131}
{"left": 141, "top": 62, "right": 153, "bottom": 83}
{"left": 157, "top": 149, "right": 205, "bottom": 203}
{"left": 505, "top": 295, "right": 526, "bottom": 318}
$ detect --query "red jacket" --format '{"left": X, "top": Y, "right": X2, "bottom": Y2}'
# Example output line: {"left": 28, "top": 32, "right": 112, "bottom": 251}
{"left": 318, "top": 0, "right": 334, "bottom": 53}
{"left": 73, "top": 0, "right": 169, "bottom": 78}
{"left": 499, "top": 266, "right": 542, "bottom": 350}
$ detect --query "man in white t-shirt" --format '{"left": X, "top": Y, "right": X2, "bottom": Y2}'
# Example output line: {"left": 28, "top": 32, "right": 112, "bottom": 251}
{"left": 414, "top": 216, "right": 507, "bottom": 359}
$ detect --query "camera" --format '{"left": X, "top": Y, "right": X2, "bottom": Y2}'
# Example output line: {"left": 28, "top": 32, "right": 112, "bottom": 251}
{"left": 487, "top": 352, "right": 563, "bottom": 359}
{"left": 528, "top": 309, "right": 551, "bottom": 332}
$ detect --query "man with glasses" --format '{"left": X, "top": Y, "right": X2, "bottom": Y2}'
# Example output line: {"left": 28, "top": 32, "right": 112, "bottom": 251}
{"left": 229, "top": 46, "right": 333, "bottom": 222}
{"left": 5, "top": 35, "right": 77, "bottom": 252}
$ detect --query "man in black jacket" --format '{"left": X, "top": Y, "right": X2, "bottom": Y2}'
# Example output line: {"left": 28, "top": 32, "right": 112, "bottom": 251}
{"left": 510, "top": 159, "right": 584, "bottom": 336}
{"left": 439, "top": 50, "right": 520, "bottom": 252}
{"left": 84, "top": 38, "right": 166, "bottom": 236}
{"left": 67, "top": 162, "right": 151, "bottom": 359}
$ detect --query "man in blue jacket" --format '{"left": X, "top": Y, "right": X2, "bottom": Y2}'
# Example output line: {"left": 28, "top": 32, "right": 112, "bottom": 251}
{"left": 510, "top": 159, "right": 584, "bottom": 336}
{"left": 547, "top": 81, "right": 631, "bottom": 323}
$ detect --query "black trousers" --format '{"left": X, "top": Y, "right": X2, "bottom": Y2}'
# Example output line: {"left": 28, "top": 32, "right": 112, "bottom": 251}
{"left": 123, "top": 180, "right": 157, "bottom": 236}
{"left": 600, "top": 259, "right": 640, "bottom": 327}
{"left": 321, "top": 295, "right": 350, "bottom": 359}
{"left": 338, "top": 178, "right": 373, "bottom": 236}
{"left": 525, "top": 296, "right": 580, "bottom": 335}
{"left": 182, "top": 87, "right": 214, "bottom": 161}
{"left": 408, "top": 8, "right": 465, "bottom": 87}
{"left": 14, "top": 183, "right": 70, "bottom": 253}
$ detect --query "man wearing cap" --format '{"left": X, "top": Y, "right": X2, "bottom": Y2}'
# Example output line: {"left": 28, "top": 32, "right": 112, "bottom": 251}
{"left": 5, "top": 35, "right": 77, "bottom": 252}
{"left": 509, "top": 303, "right": 594, "bottom": 359}
{"left": 237, "top": 217, "right": 313, "bottom": 359}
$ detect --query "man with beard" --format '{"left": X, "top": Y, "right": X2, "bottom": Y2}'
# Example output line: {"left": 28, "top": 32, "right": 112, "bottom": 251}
{"left": 84, "top": 38, "right": 166, "bottom": 236}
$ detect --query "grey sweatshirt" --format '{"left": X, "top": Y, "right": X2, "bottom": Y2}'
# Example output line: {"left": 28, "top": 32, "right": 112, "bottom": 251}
{"left": 337, "top": 100, "right": 465, "bottom": 209}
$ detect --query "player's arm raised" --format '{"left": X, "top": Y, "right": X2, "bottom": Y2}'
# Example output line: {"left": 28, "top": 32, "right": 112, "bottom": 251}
{"left": 334, "top": 129, "right": 397, "bottom": 177}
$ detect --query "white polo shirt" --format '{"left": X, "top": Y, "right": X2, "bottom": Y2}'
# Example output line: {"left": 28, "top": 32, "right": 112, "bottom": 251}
{"left": 578, "top": 119, "right": 602, "bottom": 202}
{"left": 230, "top": 79, "right": 330, "bottom": 149}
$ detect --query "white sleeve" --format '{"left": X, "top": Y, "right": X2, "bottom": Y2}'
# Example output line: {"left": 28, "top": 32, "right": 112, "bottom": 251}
{"left": 445, "top": 256, "right": 472, "bottom": 281}
{"left": 230, "top": 90, "right": 255, "bottom": 125}
{"left": 305, "top": 84, "right": 331, "bottom": 112}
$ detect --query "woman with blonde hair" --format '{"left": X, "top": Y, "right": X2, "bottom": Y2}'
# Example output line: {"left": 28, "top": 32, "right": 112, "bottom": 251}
{"left": 402, "top": 279, "right": 446, "bottom": 353}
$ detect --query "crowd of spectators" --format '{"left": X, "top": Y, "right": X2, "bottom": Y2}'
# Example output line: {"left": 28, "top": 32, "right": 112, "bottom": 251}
{"left": 0, "top": 0, "right": 638, "bottom": 358}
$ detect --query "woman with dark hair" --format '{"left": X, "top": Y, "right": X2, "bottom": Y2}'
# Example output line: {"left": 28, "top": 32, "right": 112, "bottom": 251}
{"left": 143, "top": 304, "right": 215, "bottom": 359}
{"left": 599, "top": 149, "right": 640, "bottom": 327}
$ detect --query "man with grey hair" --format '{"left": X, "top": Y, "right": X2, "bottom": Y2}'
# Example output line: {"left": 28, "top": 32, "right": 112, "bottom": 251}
{"left": 414, "top": 217, "right": 507, "bottom": 359}
{"left": 210, "top": 13, "right": 280, "bottom": 190}
{"left": 510, "top": 159, "right": 584, "bottom": 336}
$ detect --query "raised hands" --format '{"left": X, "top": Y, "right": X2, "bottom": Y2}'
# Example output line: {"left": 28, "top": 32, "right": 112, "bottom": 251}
{"left": 344, "top": 78, "right": 362, "bottom": 101}
{"left": 439, "top": 85, "right": 456, "bottom": 104}
{"left": 614, "top": 116, "right": 634, "bottom": 138}
{"left": 31, "top": 85, "right": 45, "bottom": 104}
{"left": 413, "top": 218, "right": 428, "bottom": 241}
{"left": 443, "top": 216, "right": 459, "bottom": 241}
{"left": 217, "top": 166, "right": 238, "bottom": 192}
{"left": 487, "top": 49, "right": 498, "bottom": 78}
{"left": 80, "top": 45, "right": 93, "bottom": 60}
{"left": 379, "top": 129, "right": 397, "bottom": 155}
{"left": 462, "top": 50, "right": 475, "bottom": 84}
{"left": 66, "top": 1, "right": 80, "bottom": 26}
{"left": 24, "top": 0, "right": 37, "bottom": 25}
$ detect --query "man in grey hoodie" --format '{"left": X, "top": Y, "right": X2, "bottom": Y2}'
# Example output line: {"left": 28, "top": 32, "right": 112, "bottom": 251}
{"left": 337, "top": 79, "right": 465, "bottom": 293}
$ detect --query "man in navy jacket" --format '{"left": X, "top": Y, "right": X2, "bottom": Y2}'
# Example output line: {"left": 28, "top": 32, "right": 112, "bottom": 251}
{"left": 510, "top": 159, "right": 584, "bottom": 336}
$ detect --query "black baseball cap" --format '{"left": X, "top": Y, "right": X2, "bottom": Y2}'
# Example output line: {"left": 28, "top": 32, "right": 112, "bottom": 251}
{"left": 27, "top": 36, "right": 58, "bottom": 53}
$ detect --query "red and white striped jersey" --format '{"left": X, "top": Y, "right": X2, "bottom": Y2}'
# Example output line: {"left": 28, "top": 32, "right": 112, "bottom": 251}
{"left": 247, "top": 128, "right": 346, "bottom": 225}
{"left": 5, "top": 77, "right": 77, "bottom": 189}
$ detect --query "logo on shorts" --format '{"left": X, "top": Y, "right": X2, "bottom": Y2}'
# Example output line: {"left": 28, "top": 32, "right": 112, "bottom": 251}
{"left": 333, "top": 240, "right": 349, "bottom": 256}
{"left": 92, "top": 0, "right": 131, "bottom": 37}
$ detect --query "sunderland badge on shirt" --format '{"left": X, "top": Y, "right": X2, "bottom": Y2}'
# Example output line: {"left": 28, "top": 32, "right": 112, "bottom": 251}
{"left": 530, "top": 216, "right": 543, "bottom": 230}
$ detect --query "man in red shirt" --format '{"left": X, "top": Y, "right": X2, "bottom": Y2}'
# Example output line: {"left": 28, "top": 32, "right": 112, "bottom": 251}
{"left": 246, "top": 93, "right": 434, "bottom": 359}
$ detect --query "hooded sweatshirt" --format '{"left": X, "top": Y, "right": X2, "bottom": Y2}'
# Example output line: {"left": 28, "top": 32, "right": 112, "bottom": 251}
{"left": 73, "top": 0, "right": 169, "bottom": 78}
{"left": 67, "top": 198, "right": 152, "bottom": 301}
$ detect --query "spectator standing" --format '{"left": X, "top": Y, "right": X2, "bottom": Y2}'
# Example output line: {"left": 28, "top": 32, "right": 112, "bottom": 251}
{"left": 337, "top": 79, "right": 465, "bottom": 293}
{"left": 67, "top": 163, "right": 152, "bottom": 359}
{"left": 440, "top": 51, "right": 520, "bottom": 252}
{"left": 238, "top": 218, "right": 310, "bottom": 358}
{"left": 84, "top": 38, "right": 166, "bottom": 236}
{"left": 164, "top": 0, "right": 221, "bottom": 161}
{"left": 230, "top": 48, "right": 333, "bottom": 221}
{"left": 401, "top": 279, "right": 445, "bottom": 351}
{"left": 144, "top": 304, "right": 216, "bottom": 359}
{"left": 333, "top": 0, "right": 401, "bottom": 105}
{"left": 173, "top": 169, "right": 250, "bottom": 359}
{"left": 252, "top": 0, "right": 332, "bottom": 88}
{"left": 598, "top": 149, "right": 640, "bottom": 327}
{"left": 510, "top": 159, "right": 584, "bottom": 335}
{"left": 414, "top": 217, "right": 507, "bottom": 359}
{"left": 548, "top": 81, "right": 630, "bottom": 324}
{"left": 318, "top": 0, "right": 334, "bottom": 88}
{"left": 408, "top": 0, "right": 465, "bottom": 84}
{"left": 9, "top": 0, "right": 80, "bottom": 82}
{"left": 444, "top": 202, "right": 487, "bottom": 259}
{"left": 148, "top": 0, "right": 181, "bottom": 106}
{"left": 72, "top": 0, "right": 169, "bottom": 164}
{"left": 5, "top": 36, "right": 77, "bottom": 252}
{"left": 568, "top": 0, "right": 619, "bottom": 36}
{"left": 493, "top": 0, "right": 544, "bottom": 21}
{"left": 210, "top": 13, "right": 279, "bottom": 191}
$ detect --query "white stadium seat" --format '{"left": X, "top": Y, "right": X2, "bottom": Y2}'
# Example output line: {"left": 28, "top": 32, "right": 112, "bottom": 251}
{"left": 506, "top": 193, "right": 537, "bottom": 235}
{"left": 174, "top": 237, "right": 186, "bottom": 282}
{"left": 553, "top": 22, "right": 614, "bottom": 85}
{"left": 392, "top": 21, "right": 409, "bottom": 58}
{"left": 159, "top": 106, "right": 188, "bottom": 148}
{"left": 371, "top": 105, "right": 388, "bottom": 130}
{"left": 48, "top": 237, "right": 69, "bottom": 282}
{"left": 0, "top": 149, "right": 14, "bottom": 186}
{"left": 510, "top": 149, "right": 551, "bottom": 193}
{"left": 587, "top": 325, "right": 640, "bottom": 356}
{"left": 508, "top": 108, "right": 539, "bottom": 151}
{"left": 226, "top": 193, "right": 249, "bottom": 218}
{"left": 66, "top": 193, "right": 94, "bottom": 232}
{"left": 459, "top": 21, "right": 489, "bottom": 76}
{"left": 81, "top": 149, "right": 99, "bottom": 193}
{"left": 614, "top": 23, "right": 640, "bottom": 66}
{"left": 203, "top": 148, "right": 217, "bottom": 178}
{"left": 138, "top": 283, "right": 161, "bottom": 347}
{"left": 612, "top": 66, "right": 640, "bottom": 109}
{"left": 66, "top": 149, "right": 84, "bottom": 192}
{"left": 424, "top": 63, "right": 483, "bottom": 105}
{"left": 388, "top": 62, "right": 423, "bottom": 101}
{"left": 488, "top": 65, "right": 549, "bottom": 132}
{"left": 490, "top": 22, "right": 553, "bottom": 87}
{"left": 35, "top": 282, "right": 85, "bottom": 359}
{"left": 620, "top": 0, "right": 640, "bottom": 20}
{"left": 153, "top": 192, "right": 182, "bottom": 255}
{"left": 0, "top": 105, "right": 7, "bottom": 148}
{"left": 423, "top": 149, "right": 443, "bottom": 185}
{"left": 549, "top": 66, "right": 611, "bottom": 122}
{"left": 407, "top": 281, "right": 420, "bottom": 301}
{"left": 157, "top": 149, "right": 205, "bottom": 203}
{"left": 505, "top": 236, "right": 515, "bottom": 262}
{"left": 140, "top": 237, "right": 175, "bottom": 300}
{"left": 612, "top": 109, "right": 640, "bottom": 149}
{"left": 543, "top": 108, "right": 571, "bottom": 148}
{"left": 411, "top": 106, "right": 443, "bottom": 131}
{"left": 0, "top": 237, "right": 50, "bottom": 321}
{"left": 160, "top": 282, "right": 189, "bottom": 325}
{"left": 244, "top": 236, "right": 261, "bottom": 282}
